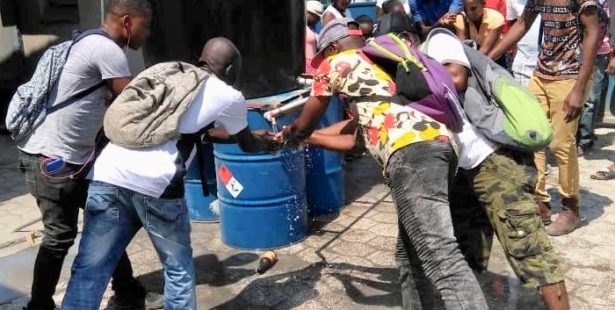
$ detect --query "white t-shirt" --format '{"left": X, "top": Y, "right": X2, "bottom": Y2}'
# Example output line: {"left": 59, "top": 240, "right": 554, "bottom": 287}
{"left": 20, "top": 35, "right": 131, "bottom": 164}
{"left": 377, "top": 0, "right": 411, "bottom": 15}
{"left": 322, "top": 5, "right": 353, "bottom": 22}
{"left": 453, "top": 119, "right": 497, "bottom": 169}
{"left": 92, "top": 76, "right": 248, "bottom": 198}
{"left": 452, "top": 94, "right": 497, "bottom": 170}
{"left": 507, "top": 0, "right": 541, "bottom": 71}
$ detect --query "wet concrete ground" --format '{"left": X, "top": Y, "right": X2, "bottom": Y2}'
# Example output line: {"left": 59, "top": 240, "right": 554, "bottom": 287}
{"left": 0, "top": 128, "right": 614, "bottom": 309}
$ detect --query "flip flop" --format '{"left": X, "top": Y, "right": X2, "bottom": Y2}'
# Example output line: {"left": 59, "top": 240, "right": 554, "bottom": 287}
{"left": 590, "top": 167, "right": 615, "bottom": 180}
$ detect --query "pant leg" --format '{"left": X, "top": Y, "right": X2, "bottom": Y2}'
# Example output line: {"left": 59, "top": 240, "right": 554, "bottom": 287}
{"left": 449, "top": 172, "right": 494, "bottom": 273}
{"left": 578, "top": 54, "right": 609, "bottom": 149}
{"left": 386, "top": 141, "right": 487, "bottom": 310}
{"left": 18, "top": 152, "right": 88, "bottom": 310}
{"left": 133, "top": 194, "right": 196, "bottom": 310}
{"left": 542, "top": 78, "right": 590, "bottom": 205}
{"left": 465, "top": 150, "right": 565, "bottom": 287}
{"left": 395, "top": 223, "right": 442, "bottom": 310}
{"left": 527, "top": 76, "right": 552, "bottom": 203}
{"left": 62, "top": 182, "right": 140, "bottom": 310}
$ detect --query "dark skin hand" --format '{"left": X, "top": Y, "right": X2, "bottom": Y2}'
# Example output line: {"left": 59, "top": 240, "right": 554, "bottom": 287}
{"left": 273, "top": 96, "right": 330, "bottom": 145}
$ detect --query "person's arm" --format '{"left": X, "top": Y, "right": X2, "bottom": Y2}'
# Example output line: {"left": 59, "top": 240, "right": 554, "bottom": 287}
{"left": 305, "top": 119, "right": 358, "bottom": 152}
{"left": 487, "top": 5, "right": 538, "bottom": 60}
{"left": 306, "top": 132, "right": 357, "bottom": 152}
{"left": 454, "top": 15, "right": 466, "bottom": 40}
{"left": 278, "top": 96, "right": 330, "bottom": 144}
{"left": 232, "top": 128, "right": 278, "bottom": 153}
{"left": 203, "top": 125, "right": 277, "bottom": 153}
{"left": 564, "top": 5, "right": 601, "bottom": 122}
{"left": 322, "top": 12, "right": 336, "bottom": 26}
{"left": 479, "top": 27, "right": 502, "bottom": 54}
{"left": 106, "top": 77, "right": 131, "bottom": 97}
{"left": 204, "top": 127, "right": 270, "bottom": 144}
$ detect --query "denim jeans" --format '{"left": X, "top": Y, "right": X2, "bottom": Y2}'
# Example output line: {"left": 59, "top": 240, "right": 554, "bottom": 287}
{"left": 578, "top": 54, "right": 609, "bottom": 149}
{"left": 18, "top": 152, "right": 136, "bottom": 310}
{"left": 385, "top": 141, "right": 487, "bottom": 310}
{"left": 62, "top": 181, "right": 196, "bottom": 310}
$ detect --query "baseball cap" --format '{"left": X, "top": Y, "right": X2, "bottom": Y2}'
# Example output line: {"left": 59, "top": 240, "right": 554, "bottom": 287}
{"left": 311, "top": 18, "right": 362, "bottom": 68}
{"left": 422, "top": 28, "right": 470, "bottom": 69}
{"left": 306, "top": 1, "right": 324, "bottom": 17}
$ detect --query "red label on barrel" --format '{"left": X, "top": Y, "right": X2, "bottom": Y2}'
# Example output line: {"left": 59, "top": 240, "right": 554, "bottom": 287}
{"left": 218, "top": 164, "right": 233, "bottom": 185}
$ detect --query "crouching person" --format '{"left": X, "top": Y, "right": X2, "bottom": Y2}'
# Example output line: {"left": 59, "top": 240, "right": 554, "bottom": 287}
{"left": 423, "top": 30, "right": 570, "bottom": 309}
{"left": 62, "top": 38, "right": 277, "bottom": 310}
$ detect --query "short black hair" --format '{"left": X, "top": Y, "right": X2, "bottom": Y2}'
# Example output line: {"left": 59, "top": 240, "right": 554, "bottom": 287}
{"left": 105, "top": 0, "right": 152, "bottom": 16}
{"left": 355, "top": 15, "right": 374, "bottom": 25}
{"left": 382, "top": 0, "right": 402, "bottom": 14}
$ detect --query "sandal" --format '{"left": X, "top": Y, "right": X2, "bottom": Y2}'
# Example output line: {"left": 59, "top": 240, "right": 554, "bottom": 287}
{"left": 591, "top": 167, "right": 615, "bottom": 180}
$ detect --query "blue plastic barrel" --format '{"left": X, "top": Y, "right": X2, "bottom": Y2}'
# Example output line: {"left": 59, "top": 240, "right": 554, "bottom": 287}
{"left": 184, "top": 143, "right": 219, "bottom": 222}
{"left": 214, "top": 93, "right": 309, "bottom": 250}
{"left": 305, "top": 96, "right": 345, "bottom": 216}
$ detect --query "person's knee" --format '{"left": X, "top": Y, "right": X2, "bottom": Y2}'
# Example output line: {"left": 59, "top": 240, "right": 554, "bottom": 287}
{"left": 41, "top": 228, "right": 78, "bottom": 254}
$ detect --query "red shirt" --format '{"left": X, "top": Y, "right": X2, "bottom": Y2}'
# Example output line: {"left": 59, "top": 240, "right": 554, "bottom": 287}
{"left": 485, "top": 0, "right": 508, "bottom": 33}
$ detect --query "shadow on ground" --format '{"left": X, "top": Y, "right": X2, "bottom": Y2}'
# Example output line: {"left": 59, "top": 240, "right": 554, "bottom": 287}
{"left": 547, "top": 189, "right": 613, "bottom": 227}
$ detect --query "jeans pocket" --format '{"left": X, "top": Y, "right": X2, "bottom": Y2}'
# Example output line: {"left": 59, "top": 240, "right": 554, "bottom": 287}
{"left": 84, "top": 187, "right": 119, "bottom": 235}
{"left": 144, "top": 198, "right": 188, "bottom": 238}
{"left": 498, "top": 204, "right": 551, "bottom": 259}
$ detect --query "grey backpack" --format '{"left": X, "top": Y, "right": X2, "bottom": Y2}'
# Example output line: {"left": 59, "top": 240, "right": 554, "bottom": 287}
{"left": 103, "top": 61, "right": 210, "bottom": 148}
{"left": 5, "top": 29, "right": 110, "bottom": 141}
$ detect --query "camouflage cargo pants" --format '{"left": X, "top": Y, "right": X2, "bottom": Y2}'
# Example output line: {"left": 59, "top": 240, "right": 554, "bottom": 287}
{"left": 450, "top": 149, "right": 565, "bottom": 287}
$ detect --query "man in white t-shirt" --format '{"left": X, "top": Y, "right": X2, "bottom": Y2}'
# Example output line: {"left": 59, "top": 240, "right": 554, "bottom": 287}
{"left": 425, "top": 33, "right": 571, "bottom": 309}
{"left": 62, "top": 38, "right": 276, "bottom": 310}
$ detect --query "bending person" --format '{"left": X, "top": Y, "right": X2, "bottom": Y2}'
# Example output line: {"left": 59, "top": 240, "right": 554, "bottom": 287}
{"left": 275, "top": 19, "right": 487, "bottom": 310}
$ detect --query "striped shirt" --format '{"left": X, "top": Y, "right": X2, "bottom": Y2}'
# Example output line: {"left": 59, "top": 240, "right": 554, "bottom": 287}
{"left": 525, "top": 0, "right": 598, "bottom": 79}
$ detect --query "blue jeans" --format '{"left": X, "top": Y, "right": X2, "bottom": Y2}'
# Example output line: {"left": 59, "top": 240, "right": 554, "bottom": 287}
{"left": 386, "top": 141, "right": 487, "bottom": 310}
{"left": 62, "top": 182, "right": 196, "bottom": 310}
{"left": 578, "top": 54, "right": 609, "bottom": 149}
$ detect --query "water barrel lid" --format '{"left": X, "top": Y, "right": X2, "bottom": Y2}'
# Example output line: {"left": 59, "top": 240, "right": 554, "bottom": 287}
{"left": 246, "top": 88, "right": 310, "bottom": 111}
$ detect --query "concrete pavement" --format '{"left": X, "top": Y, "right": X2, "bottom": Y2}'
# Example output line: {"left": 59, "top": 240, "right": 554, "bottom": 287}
{"left": 0, "top": 128, "right": 614, "bottom": 309}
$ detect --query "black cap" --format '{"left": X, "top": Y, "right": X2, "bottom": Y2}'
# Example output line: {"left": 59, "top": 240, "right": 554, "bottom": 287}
{"left": 374, "top": 12, "right": 417, "bottom": 36}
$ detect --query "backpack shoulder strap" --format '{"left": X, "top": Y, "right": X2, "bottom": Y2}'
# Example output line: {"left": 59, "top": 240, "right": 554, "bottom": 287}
{"left": 71, "top": 29, "right": 112, "bottom": 45}
{"left": 46, "top": 29, "right": 113, "bottom": 114}
{"left": 47, "top": 81, "right": 106, "bottom": 114}
{"left": 367, "top": 34, "right": 425, "bottom": 72}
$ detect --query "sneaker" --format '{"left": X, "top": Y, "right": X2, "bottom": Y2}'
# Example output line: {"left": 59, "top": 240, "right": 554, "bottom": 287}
{"left": 537, "top": 201, "right": 552, "bottom": 226}
{"left": 546, "top": 209, "right": 581, "bottom": 236}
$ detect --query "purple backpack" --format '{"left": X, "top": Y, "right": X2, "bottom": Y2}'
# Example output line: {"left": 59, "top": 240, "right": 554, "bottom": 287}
{"left": 361, "top": 33, "right": 463, "bottom": 132}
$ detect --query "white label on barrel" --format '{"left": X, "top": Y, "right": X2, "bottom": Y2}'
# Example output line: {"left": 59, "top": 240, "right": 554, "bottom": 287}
{"left": 226, "top": 177, "right": 244, "bottom": 198}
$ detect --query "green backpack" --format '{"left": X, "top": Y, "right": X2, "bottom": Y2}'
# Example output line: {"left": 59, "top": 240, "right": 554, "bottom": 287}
{"left": 423, "top": 29, "right": 553, "bottom": 152}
